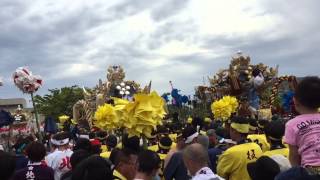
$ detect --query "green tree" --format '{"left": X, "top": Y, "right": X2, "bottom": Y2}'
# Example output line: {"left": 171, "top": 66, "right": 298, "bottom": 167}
{"left": 33, "top": 85, "right": 84, "bottom": 120}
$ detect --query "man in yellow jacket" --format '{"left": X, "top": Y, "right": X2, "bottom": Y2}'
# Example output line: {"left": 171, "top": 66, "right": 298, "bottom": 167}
{"left": 217, "top": 116, "right": 263, "bottom": 180}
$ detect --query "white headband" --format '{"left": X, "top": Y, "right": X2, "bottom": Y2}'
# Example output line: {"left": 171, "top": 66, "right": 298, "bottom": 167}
{"left": 185, "top": 132, "right": 199, "bottom": 144}
{"left": 79, "top": 135, "right": 90, "bottom": 139}
{"left": 51, "top": 138, "right": 69, "bottom": 146}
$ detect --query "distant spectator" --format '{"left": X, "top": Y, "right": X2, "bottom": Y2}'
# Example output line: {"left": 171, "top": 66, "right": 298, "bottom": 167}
{"left": 13, "top": 141, "right": 54, "bottom": 180}
{"left": 13, "top": 136, "right": 30, "bottom": 170}
{"left": 90, "top": 139, "right": 102, "bottom": 155}
{"left": 122, "top": 134, "right": 141, "bottom": 153}
{"left": 197, "top": 134, "right": 209, "bottom": 149}
{"left": 73, "top": 138, "right": 91, "bottom": 152}
{"left": 100, "top": 134, "right": 118, "bottom": 159}
{"left": 207, "top": 129, "right": 218, "bottom": 149}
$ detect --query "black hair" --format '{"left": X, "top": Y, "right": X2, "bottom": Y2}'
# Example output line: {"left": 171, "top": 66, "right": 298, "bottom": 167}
{"left": 215, "top": 127, "right": 229, "bottom": 139}
{"left": 156, "top": 125, "right": 169, "bottom": 134}
{"left": 231, "top": 116, "right": 249, "bottom": 124}
{"left": 106, "top": 135, "right": 117, "bottom": 149}
{"left": 73, "top": 138, "right": 91, "bottom": 152}
{"left": 13, "top": 137, "right": 31, "bottom": 154}
{"left": 249, "top": 118, "right": 258, "bottom": 127}
{"left": 122, "top": 134, "right": 140, "bottom": 153}
{"left": 114, "top": 148, "right": 137, "bottom": 167}
{"left": 137, "top": 150, "right": 161, "bottom": 175}
{"left": 109, "top": 148, "right": 121, "bottom": 165}
{"left": 0, "top": 151, "right": 16, "bottom": 180}
{"left": 258, "top": 119, "right": 269, "bottom": 132}
{"left": 25, "top": 142, "right": 46, "bottom": 162}
{"left": 192, "top": 117, "right": 204, "bottom": 131}
{"left": 53, "top": 131, "right": 70, "bottom": 141}
{"left": 264, "top": 121, "right": 285, "bottom": 141}
{"left": 182, "top": 126, "right": 197, "bottom": 140}
{"left": 70, "top": 150, "right": 90, "bottom": 168}
{"left": 158, "top": 136, "right": 172, "bottom": 154}
{"left": 96, "top": 131, "right": 107, "bottom": 141}
{"left": 247, "top": 156, "right": 280, "bottom": 180}
{"left": 295, "top": 76, "right": 320, "bottom": 109}
{"left": 72, "top": 155, "right": 112, "bottom": 180}
{"left": 89, "top": 132, "right": 96, "bottom": 139}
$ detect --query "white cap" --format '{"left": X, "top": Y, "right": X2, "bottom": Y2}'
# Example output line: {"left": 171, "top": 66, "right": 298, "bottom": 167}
{"left": 270, "top": 154, "right": 292, "bottom": 172}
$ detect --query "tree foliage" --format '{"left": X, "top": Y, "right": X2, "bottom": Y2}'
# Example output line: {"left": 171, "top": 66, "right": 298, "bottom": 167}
{"left": 33, "top": 85, "right": 84, "bottom": 121}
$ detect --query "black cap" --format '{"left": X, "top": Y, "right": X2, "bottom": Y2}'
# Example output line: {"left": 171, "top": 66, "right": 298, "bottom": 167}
{"left": 182, "top": 126, "right": 197, "bottom": 140}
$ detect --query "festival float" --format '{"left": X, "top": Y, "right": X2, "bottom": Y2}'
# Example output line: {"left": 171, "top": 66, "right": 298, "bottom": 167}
{"left": 73, "top": 65, "right": 165, "bottom": 138}
{"left": 195, "top": 51, "right": 297, "bottom": 120}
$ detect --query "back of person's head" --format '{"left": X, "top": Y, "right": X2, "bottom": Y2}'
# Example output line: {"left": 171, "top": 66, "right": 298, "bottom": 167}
{"left": 183, "top": 143, "right": 208, "bottom": 166}
{"left": 158, "top": 136, "right": 172, "bottom": 154}
{"left": 230, "top": 116, "right": 249, "bottom": 135}
{"left": 106, "top": 134, "right": 117, "bottom": 149}
{"left": 248, "top": 118, "right": 258, "bottom": 134}
{"left": 73, "top": 138, "right": 91, "bottom": 152}
{"left": 122, "top": 134, "right": 140, "bottom": 153}
{"left": 197, "top": 135, "right": 209, "bottom": 149}
{"left": 90, "top": 139, "right": 102, "bottom": 154}
{"left": 137, "top": 150, "right": 161, "bottom": 176}
{"left": 13, "top": 136, "right": 31, "bottom": 154}
{"left": 192, "top": 117, "right": 204, "bottom": 131}
{"left": 52, "top": 131, "right": 70, "bottom": 147}
{"left": 247, "top": 156, "right": 280, "bottom": 180}
{"left": 215, "top": 127, "right": 228, "bottom": 139}
{"left": 258, "top": 119, "right": 269, "bottom": 132}
{"left": 294, "top": 76, "right": 320, "bottom": 110}
{"left": 25, "top": 142, "right": 46, "bottom": 162}
{"left": 109, "top": 148, "right": 121, "bottom": 165}
{"left": 0, "top": 151, "right": 16, "bottom": 180}
{"left": 70, "top": 150, "right": 90, "bottom": 168}
{"left": 72, "top": 155, "right": 112, "bottom": 180}
{"left": 96, "top": 131, "right": 107, "bottom": 142}
{"left": 264, "top": 121, "right": 285, "bottom": 142}
{"left": 114, "top": 148, "right": 137, "bottom": 180}
{"left": 206, "top": 129, "right": 217, "bottom": 138}
{"left": 53, "top": 131, "right": 70, "bottom": 141}
{"left": 114, "top": 148, "right": 137, "bottom": 167}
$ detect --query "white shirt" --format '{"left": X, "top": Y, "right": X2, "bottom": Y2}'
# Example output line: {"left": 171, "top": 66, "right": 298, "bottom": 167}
{"left": 192, "top": 167, "right": 224, "bottom": 180}
{"left": 45, "top": 149, "right": 73, "bottom": 180}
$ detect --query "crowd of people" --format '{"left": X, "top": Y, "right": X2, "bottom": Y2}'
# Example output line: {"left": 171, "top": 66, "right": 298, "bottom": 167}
{"left": 1, "top": 76, "right": 320, "bottom": 180}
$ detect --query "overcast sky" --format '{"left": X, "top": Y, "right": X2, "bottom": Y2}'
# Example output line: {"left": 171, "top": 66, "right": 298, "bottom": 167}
{"left": 0, "top": 0, "right": 319, "bottom": 107}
